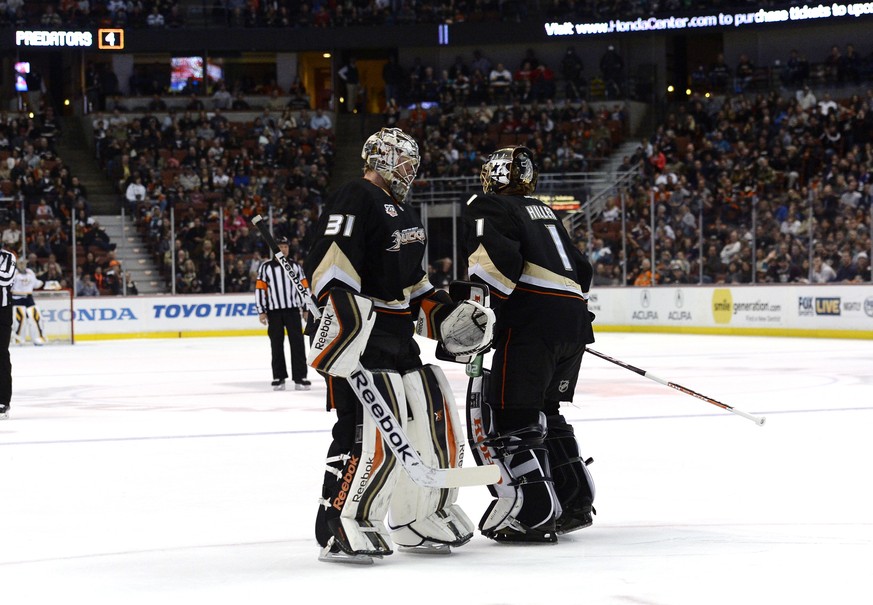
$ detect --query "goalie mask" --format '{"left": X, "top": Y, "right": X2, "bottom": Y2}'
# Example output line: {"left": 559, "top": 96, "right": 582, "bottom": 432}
{"left": 362, "top": 127, "right": 420, "bottom": 203}
{"left": 480, "top": 146, "right": 539, "bottom": 196}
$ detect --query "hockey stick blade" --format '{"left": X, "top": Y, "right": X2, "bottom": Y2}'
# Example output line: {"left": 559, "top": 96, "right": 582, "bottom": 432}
{"left": 251, "top": 215, "right": 501, "bottom": 487}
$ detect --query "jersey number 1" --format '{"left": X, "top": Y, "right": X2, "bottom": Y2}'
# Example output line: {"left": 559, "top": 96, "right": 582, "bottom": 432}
{"left": 476, "top": 218, "right": 572, "bottom": 271}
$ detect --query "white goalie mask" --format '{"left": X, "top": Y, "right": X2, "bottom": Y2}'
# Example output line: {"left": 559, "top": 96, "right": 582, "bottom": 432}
{"left": 480, "top": 146, "right": 539, "bottom": 196}
{"left": 362, "top": 127, "right": 420, "bottom": 202}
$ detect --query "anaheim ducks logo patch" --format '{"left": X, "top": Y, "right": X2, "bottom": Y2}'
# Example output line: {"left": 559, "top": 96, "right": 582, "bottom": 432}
{"left": 384, "top": 204, "right": 398, "bottom": 217}
{"left": 386, "top": 227, "right": 426, "bottom": 252}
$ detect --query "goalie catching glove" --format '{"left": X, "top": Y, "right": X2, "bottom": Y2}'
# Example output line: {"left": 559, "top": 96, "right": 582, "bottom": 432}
{"left": 416, "top": 282, "right": 495, "bottom": 358}
{"left": 439, "top": 300, "right": 495, "bottom": 356}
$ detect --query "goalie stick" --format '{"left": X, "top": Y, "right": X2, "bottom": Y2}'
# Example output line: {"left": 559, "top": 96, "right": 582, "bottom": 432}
{"left": 251, "top": 215, "right": 500, "bottom": 488}
{"left": 584, "top": 347, "right": 766, "bottom": 426}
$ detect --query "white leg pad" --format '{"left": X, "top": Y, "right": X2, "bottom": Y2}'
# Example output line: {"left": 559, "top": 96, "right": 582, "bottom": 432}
{"left": 388, "top": 365, "right": 475, "bottom": 548}
{"left": 331, "top": 371, "right": 406, "bottom": 556}
{"left": 13, "top": 306, "right": 26, "bottom": 343}
{"left": 27, "top": 306, "right": 45, "bottom": 344}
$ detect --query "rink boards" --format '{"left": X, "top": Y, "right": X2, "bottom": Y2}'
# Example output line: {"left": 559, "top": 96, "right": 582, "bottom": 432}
{"left": 39, "top": 284, "right": 873, "bottom": 341}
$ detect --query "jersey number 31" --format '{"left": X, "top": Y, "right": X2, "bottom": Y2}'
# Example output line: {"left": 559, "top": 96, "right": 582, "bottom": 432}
{"left": 325, "top": 214, "right": 356, "bottom": 237}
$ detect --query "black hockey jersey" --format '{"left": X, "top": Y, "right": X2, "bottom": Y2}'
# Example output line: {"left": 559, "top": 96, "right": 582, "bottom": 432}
{"left": 304, "top": 178, "right": 436, "bottom": 338}
{"left": 463, "top": 192, "right": 594, "bottom": 344}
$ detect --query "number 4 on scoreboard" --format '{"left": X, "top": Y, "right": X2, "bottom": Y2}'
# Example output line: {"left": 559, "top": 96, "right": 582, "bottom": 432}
{"left": 98, "top": 29, "right": 124, "bottom": 50}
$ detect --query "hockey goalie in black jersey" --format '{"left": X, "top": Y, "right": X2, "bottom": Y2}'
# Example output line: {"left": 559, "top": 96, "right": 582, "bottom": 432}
{"left": 304, "top": 128, "right": 494, "bottom": 564}
{"left": 463, "top": 146, "right": 597, "bottom": 543}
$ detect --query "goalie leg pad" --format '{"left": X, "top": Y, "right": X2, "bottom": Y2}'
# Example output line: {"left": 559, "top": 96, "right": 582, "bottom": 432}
{"left": 307, "top": 288, "right": 375, "bottom": 378}
{"left": 546, "top": 414, "right": 596, "bottom": 534}
{"left": 13, "top": 305, "right": 26, "bottom": 343}
{"left": 27, "top": 305, "right": 45, "bottom": 344}
{"left": 475, "top": 405, "right": 561, "bottom": 543}
{"left": 316, "top": 370, "right": 406, "bottom": 556}
{"left": 388, "top": 365, "right": 475, "bottom": 549}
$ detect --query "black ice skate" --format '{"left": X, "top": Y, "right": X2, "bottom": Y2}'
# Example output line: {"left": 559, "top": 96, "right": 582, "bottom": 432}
{"left": 294, "top": 379, "right": 311, "bottom": 391}
{"left": 271, "top": 379, "right": 285, "bottom": 391}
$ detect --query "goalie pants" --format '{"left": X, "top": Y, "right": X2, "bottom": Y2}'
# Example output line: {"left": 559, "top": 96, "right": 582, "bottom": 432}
{"left": 1, "top": 304, "right": 11, "bottom": 407}
{"left": 266, "top": 308, "right": 307, "bottom": 382}
{"left": 488, "top": 328, "right": 586, "bottom": 417}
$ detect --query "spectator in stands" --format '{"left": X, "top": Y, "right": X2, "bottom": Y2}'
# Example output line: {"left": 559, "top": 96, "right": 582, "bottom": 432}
{"left": 824, "top": 45, "right": 842, "bottom": 84}
{"left": 286, "top": 79, "right": 310, "bottom": 110}
{"left": 1, "top": 220, "right": 21, "bottom": 254}
{"left": 337, "top": 57, "right": 359, "bottom": 113}
{"left": 429, "top": 257, "right": 452, "bottom": 290}
{"left": 381, "top": 96, "right": 400, "bottom": 127}
{"left": 178, "top": 165, "right": 201, "bottom": 191}
{"left": 855, "top": 252, "right": 871, "bottom": 283}
{"left": 226, "top": 257, "right": 252, "bottom": 293}
{"left": 83, "top": 220, "right": 113, "bottom": 252}
{"left": 708, "top": 53, "right": 731, "bottom": 94}
{"left": 76, "top": 272, "right": 99, "bottom": 297}
{"left": 125, "top": 175, "right": 146, "bottom": 210}
{"left": 212, "top": 82, "right": 233, "bottom": 110}
{"left": 561, "top": 46, "right": 586, "bottom": 100}
{"left": 309, "top": 108, "right": 332, "bottom": 130}
{"left": 735, "top": 54, "right": 756, "bottom": 92}
{"left": 471, "top": 49, "right": 492, "bottom": 79}
{"left": 231, "top": 91, "right": 251, "bottom": 110}
{"left": 531, "top": 62, "right": 556, "bottom": 102}
{"left": 382, "top": 55, "right": 405, "bottom": 106}
{"left": 768, "top": 254, "right": 803, "bottom": 283}
{"left": 600, "top": 45, "right": 625, "bottom": 98}
{"left": 631, "top": 257, "right": 657, "bottom": 286}
{"left": 810, "top": 255, "right": 837, "bottom": 283}
{"left": 796, "top": 85, "right": 817, "bottom": 111}
{"left": 146, "top": 5, "right": 165, "bottom": 27}
{"left": 488, "top": 62, "right": 512, "bottom": 103}
{"left": 783, "top": 49, "right": 810, "bottom": 87}
{"left": 842, "top": 44, "right": 862, "bottom": 86}
{"left": 513, "top": 60, "right": 534, "bottom": 103}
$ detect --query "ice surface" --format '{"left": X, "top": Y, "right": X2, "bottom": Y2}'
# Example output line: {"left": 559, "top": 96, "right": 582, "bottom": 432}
{"left": 2, "top": 333, "right": 871, "bottom": 605}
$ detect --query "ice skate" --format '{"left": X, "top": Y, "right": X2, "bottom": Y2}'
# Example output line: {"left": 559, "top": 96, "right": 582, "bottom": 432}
{"left": 0, "top": 406, "right": 9, "bottom": 420}
{"left": 317, "top": 537, "right": 377, "bottom": 565}
{"left": 271, "top": 379, "right": 285, "bottom": 391}
{"left": 397, "top": 541, "right": 452, "bottom": 555}
{"left": 294, "top": 379, "right": 311, "bottom": 391}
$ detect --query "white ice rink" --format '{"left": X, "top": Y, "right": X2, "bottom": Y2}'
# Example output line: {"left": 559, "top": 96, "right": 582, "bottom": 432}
{"left": 1, "top": 332, "right": 872, "bottom": 605}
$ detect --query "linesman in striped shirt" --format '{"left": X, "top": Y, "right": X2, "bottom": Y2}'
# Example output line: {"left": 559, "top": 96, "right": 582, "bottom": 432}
{"left": 1, "top": 245, "right": 17, "bottom": 418}
{"left": 255, "top": 236, "right": 311, "bottom": 391}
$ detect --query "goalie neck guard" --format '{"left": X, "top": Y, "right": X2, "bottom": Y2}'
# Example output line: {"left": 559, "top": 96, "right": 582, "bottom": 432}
{"left": 362, "top": 127, "right": 420, "bottom": 203}
{"left": 480, "top": 146, "right": 539, "bottom": 196}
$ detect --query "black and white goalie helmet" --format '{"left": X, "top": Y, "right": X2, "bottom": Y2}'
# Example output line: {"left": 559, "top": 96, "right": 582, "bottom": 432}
{"left": 362, "top": 127, "right": 420, "bottom": 202}
{"left": 480, "top": 146, "right": 539, "bottom": 195}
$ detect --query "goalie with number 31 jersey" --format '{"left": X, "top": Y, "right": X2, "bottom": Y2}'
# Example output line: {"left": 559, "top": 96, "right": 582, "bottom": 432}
{"left": 304, "top": 128, "right": 493, "bottom": 564}
{"left": 462, "top": 146, "right": 597, "bottom": 543}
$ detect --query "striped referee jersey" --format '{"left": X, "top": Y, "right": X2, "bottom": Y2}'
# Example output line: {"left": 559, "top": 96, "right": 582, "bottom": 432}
{"left": 255, "top": 257, "right": 308, "bottom": 312}
{"left": 0, "top": 248, "right": 17, "bottom": 307}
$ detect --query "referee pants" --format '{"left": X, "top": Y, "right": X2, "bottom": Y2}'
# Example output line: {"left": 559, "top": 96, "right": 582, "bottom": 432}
{"left": 267, "top": 307, "right": 307, "bottom": 382}
{"left": 1, "top": 304, "right": 12, "bottom": 409}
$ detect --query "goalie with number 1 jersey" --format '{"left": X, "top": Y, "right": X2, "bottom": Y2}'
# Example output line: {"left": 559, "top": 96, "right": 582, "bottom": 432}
{"left": 462, "top": 146, "right": 597, "bottom": 543}
{"left": 304, "top": 128, "right": 493, "bottom": 564}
